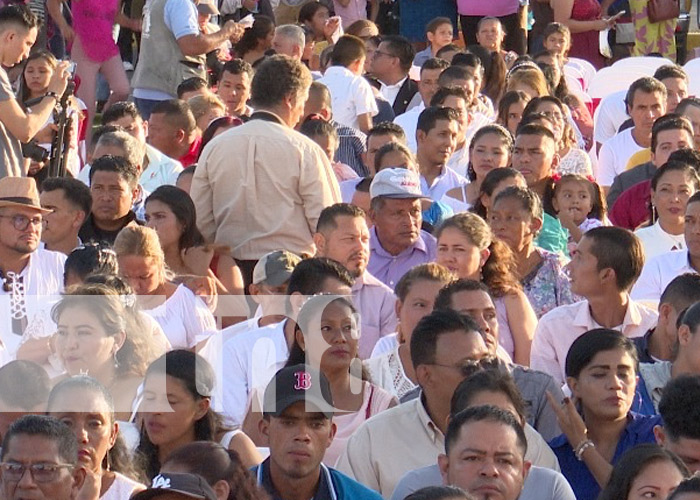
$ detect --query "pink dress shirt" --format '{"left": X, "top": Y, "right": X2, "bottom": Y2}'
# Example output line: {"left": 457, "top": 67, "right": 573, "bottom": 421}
{"left": 530, "top": 298, "right": 658, "bottom": 386}
{"left": 352, "top": 271, "right": 398, "bottom": 359}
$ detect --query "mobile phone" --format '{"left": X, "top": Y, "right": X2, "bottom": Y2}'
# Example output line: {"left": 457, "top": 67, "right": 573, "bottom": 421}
{"left": 67, "top": 61, "right": 77, "bottom": 77}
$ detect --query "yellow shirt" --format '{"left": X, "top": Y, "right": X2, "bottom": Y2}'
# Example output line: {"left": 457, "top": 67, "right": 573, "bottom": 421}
{"left": 625, "top": 148, "right": 651, "bottom": 170}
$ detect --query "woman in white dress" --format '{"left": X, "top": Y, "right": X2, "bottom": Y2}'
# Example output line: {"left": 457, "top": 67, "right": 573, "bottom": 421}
{"left": 47, "top": 376, "right": 146, "bottom": 500}
{"left": 635, "top": 161, "right": 700, "bottom": 260}
{"left": 114, "top": 226, "right": 217, "bottom": 350}
{"left": 366, "top": 263, "right": 455, "bottom": 398}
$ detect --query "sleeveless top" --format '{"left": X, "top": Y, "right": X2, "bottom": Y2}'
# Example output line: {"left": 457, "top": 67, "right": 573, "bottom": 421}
{"left": 101, "top": 472, "right": 145, "bottom": 500}
{"left": 72, "top": 0, "right": 121, "bottom": 62}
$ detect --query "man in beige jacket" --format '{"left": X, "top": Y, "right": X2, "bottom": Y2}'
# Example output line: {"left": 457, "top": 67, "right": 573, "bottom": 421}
{"left": 192, "top": 55, "right": 341, "bottom": 287}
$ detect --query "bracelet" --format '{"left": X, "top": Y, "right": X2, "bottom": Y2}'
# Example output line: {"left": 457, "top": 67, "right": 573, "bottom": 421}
{"left": 44, "top": 91, "right": 59, "bottom": 101}
{"left": 574, "top": 439, "right": 595, "bottom": 461}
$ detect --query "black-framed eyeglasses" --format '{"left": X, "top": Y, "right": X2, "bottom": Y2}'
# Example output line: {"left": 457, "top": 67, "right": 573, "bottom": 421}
{"left": 0, "top": 214, "right": 42, "bottom": 231}
{"left": 373, "top": 50, "right": 396, "bottom": 59}
{"left": 428, "top": 356, "right": 499, "bottom": 378}
{"left": 0, "top": 462, "right": 74, "bottom": 483}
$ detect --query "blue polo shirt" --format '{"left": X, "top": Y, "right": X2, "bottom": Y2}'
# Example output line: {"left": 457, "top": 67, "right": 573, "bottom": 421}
{"left": 549, "top": 412, "right": 661, "bottom": 500}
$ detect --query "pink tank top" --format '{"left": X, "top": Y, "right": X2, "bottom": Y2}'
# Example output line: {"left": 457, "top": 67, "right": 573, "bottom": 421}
{"left": 73, "top": 0, "right": 120, "bottom": 62}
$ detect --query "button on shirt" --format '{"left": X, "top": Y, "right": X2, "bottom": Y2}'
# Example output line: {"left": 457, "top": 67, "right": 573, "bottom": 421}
{"left": 420, "top": 166, "right": 468, "bottom": 201}
{"left": 367, "top": 226, "right": 437, "bottom": 289}
{"left": 631, "top": 250, "right": 697, "bottom": 305}
{"left": 531, "top": 299, "right": 658, "bottom": 385}
{"left": 335, "top": 395, "right": 444, "bottom": 498}
{"left": 380, "top": 77, "right": 407, "bottom": 107}
{"left": 352, "top": 272, "right": 398, "bottom": 359}
{"left": 320, "top": 66, "right": 378, "bottom": 131}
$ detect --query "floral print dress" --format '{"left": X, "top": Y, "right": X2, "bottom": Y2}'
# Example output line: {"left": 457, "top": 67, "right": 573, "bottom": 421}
{"left": 629, "top": 0, "right": 677, "bottom": 59}
{"left": 522, "top": 249, "right": 578, "bottom": 318}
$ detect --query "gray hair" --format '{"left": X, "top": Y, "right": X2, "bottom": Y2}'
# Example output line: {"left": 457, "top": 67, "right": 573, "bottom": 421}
{"left": 275, "top": 24, "right": 305, "bottom": 50}
{"left": 96, "top": 130, "right": 145, "bottom": 170}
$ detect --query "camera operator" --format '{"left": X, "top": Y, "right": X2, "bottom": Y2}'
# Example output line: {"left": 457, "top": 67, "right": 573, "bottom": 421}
{"left": 0, "top": 4, "right": 69, "bottom": 178}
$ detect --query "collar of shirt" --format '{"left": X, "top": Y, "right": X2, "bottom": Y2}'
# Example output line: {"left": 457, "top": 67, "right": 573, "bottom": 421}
{"left": 380, "top": 76, "right": 408, "bottom": 104}
{"left": 415, "top": 392, "right": 444, "bottom": 444}
{"left": 249, "top": 110, "right": 287, "bottom": 126}
{"left": 178, "top": 135, "right": 202, "bottom": 167}
{"left": 256, "top": 457, "right": 337, "bottom": 500}
{"left": 419, "top": 167, "right": 448, "bottom": 192}
{"left": 572, "top": 297, "right": 645, "bottom": 330}
{"left": 370, "top": 226, "right": 431, "bottom": 258}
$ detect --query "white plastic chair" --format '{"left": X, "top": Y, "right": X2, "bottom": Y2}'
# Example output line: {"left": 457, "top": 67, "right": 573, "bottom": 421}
{"left": 566, "top": 57, "right": 596, "bottom": 90}
{"left": 611, "top": 56, "right": 675, "bottom": 73}
{"left": 683, "top": 58, "right": 700, "bottom": 96}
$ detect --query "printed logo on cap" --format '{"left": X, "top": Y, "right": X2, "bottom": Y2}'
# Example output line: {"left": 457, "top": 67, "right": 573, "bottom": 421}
{"left": 294, "top": 371, "right": 312, "bottom": 391}
{"left": 152, "top": 475, "right": 171, "bottom": 489}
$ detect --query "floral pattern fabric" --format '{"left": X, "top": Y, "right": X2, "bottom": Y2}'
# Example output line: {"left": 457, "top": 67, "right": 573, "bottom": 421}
{"left": 630, "top": 0, "right": 677, "bottom": 59}
{"left": 522, "top": 249, "right": 578, "bottom": 318}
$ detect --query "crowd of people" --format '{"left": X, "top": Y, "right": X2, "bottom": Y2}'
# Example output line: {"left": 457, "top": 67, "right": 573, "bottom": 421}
{"left": 0, "top": 0, "right": 700, "bottom": 500}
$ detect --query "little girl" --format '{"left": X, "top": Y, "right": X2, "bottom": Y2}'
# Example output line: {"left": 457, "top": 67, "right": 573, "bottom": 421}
{"left": 546, "top": 173, "right": 606, "bottom": 249}
{"left": 300, "top": 117, "right": 358, "bottom": 182}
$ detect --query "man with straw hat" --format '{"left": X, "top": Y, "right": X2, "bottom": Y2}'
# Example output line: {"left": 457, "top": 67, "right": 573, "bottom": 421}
{"left": 0, "top": 177, "right": 65, "bottom": 364}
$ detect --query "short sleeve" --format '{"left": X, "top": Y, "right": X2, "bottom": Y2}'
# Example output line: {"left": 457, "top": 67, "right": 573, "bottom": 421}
{"left": 164, "top": 0, "right": 200, "bottom": 39}
{"left": 353, "top": 78, "right": 379, "bottom": 117}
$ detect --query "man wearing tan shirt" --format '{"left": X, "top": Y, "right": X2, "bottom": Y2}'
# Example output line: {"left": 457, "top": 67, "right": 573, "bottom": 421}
{"left": 192, "top": 55, "right": 341, "bottom": 286}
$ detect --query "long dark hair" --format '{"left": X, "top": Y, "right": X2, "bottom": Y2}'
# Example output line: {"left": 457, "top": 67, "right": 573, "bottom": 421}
{"left": 471, "top": 167, "right": 526, "bottom": 219}
{"left": 47, "top": 376, "right": 143, "bottom": 482}
{"left": 163, "top": 442, "right": 269, "bottom": 500}
{"left": 145, "top": 185, "right": 205, "bottom": 251}
{"left": 135, "top": 350, "right": 230, "bottom": 480}
{"left": 21, "top": 49, "right": 57, "bottom": 104}
{"left": 234, "top": 15, "right": 275, "bottom": 57}
{"left": 286, "top": 295, "right": 369, "bottom": 381}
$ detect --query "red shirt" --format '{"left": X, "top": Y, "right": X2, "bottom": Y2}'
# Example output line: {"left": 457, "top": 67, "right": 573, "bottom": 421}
{"left": 609, "top": 179, "right": 651, "bottom": 230}
{"left": 179, "top": 136, "right": 202, "bottom": 167}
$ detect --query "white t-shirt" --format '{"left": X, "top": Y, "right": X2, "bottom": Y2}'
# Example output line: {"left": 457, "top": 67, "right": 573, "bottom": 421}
{"left": 319, "top": 66, "right": 378, "bottom": 131}
{"left": 220, "top": 320, "right": 288, "bottom": 425}
{"left": 594, "top": 90, "right": 628, "bottom": 146}
{"left": 142, "top": 284, "right": 216, "bottom": 349}
{"left": 420, "top": 166, "right": 468, "bottom": 201}
{"left": 635, "top": 221, "right": 686, "bottom": 261}
{"left": 597, "top": 127, "right": 644, "bottom": 187}
{"left": 0, "top": 248, "right": 65, "bottom": 363}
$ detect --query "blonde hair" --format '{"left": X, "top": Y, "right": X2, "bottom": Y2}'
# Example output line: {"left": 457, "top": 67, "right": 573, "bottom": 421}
{"left": 506, "top": 67, "right": 550, "bottom": 98}
{"left": 113, "top": 226, "right": 167, "bottom": 283}
{"left": 188, "top": 94, "right": 226, "bottom": 123}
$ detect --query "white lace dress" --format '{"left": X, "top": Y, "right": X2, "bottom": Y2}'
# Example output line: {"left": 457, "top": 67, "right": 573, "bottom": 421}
{"left": 364, "top": 345, "right": 416, "bottom": 399}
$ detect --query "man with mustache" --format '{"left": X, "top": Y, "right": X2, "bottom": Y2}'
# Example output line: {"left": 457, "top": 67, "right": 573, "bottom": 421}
{"left": 367, "top": 168, "right": 436, "bottom": 289}
{"left": 254, "top": 364, "right": 383, "bottom": 500}
{"left": 314, "top": 203, "right": 397, "bottom": 358}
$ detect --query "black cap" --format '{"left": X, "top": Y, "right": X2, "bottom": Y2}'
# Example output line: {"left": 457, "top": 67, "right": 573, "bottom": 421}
{"left": 131, "top": 473, "right": 217, "bottom": 500}
{"left": 263, "top": 364, "right": 335, "bottom": 418}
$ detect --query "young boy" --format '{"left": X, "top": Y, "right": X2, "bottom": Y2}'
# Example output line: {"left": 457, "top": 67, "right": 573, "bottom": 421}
{"left": 542, "top": 22, "right": 571, "bottom": 63}
{"left": 414, "top": 17, "right": 454, "bottom": 67}
{"left": 319, "top": 34, "right": 378, "bottom": 133}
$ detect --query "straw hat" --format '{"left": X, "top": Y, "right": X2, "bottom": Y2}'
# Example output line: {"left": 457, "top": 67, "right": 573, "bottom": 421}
{"left": 0, "top": 177, "right": 51, "bottom": 213}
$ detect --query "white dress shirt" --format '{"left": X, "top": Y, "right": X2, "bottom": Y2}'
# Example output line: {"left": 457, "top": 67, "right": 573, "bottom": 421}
{"left": 380, "top": 76, "right": 408, "bottom": 107}
{"left": 420, "top": 166, "right": 468, "bottom": 201}
{"left": 393, "top": 103, "right": 423, "bottom": 153}
{"left": 319, "top": 66, "right": 378, "bottom": 130}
